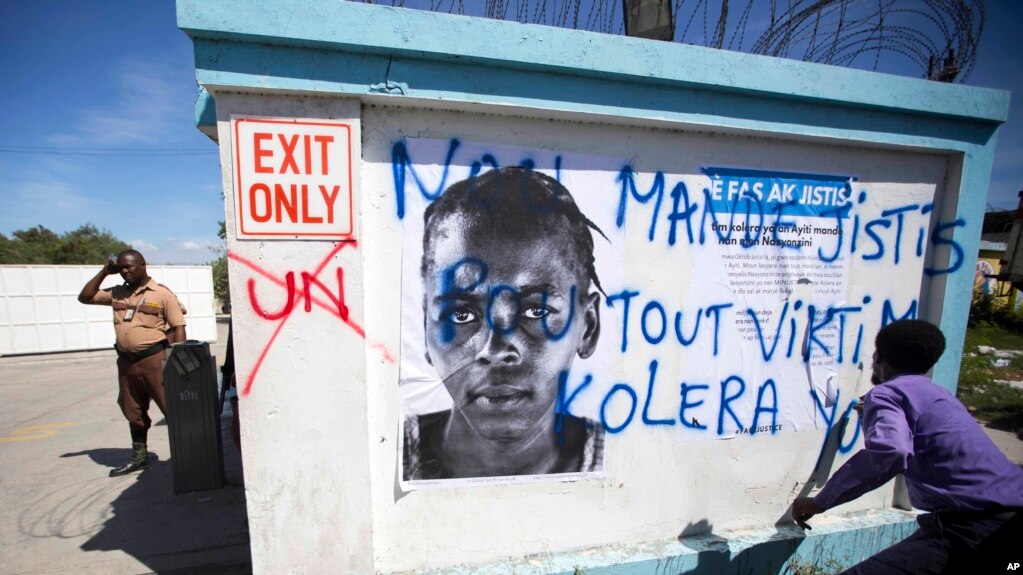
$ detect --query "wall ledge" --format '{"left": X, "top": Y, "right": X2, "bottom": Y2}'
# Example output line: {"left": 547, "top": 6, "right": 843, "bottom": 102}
{"left": 414, "top": 509, "right": 918, "bottom": 575}
{"left": 177, "top": 0, "right": 1008, "bottom": 126}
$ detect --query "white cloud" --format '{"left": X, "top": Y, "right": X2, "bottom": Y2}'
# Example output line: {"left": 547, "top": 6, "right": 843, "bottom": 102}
{"left": 129, "top": 239, "right": 159, "bottom": 252}
{"left": 179, "top": 240, "right": 208, "bottom": 251}
{"left": 47, "top": 55, "right": 190, "bottom": 147}
{"left": 119, "top": 237, "right": 220, "bottom": 265}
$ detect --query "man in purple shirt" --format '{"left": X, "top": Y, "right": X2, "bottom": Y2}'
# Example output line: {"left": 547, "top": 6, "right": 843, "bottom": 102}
{"left": 792, "top": 319, "right": 1022, "bottom": 574}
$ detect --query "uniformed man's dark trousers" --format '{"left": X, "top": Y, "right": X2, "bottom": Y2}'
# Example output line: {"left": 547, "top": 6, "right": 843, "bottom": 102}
{"left": 840, "top": 510, "right": 1021, "bottom": 574}
{"left": 116, "top": 353, "right": 166, "bottom": 430}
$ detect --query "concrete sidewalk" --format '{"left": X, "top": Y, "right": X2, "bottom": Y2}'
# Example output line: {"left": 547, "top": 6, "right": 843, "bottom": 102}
{"left": 0, "top": 320, "right": 250, "bottom": 575}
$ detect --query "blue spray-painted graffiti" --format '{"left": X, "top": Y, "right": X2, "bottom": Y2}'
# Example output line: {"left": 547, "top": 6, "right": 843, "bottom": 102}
{"left": 811, "top": 387, "right": 863, "bottom": 456}
{"left": 556, "top": 360, "right": 783, "bottom": 437}
{"left": 392, "top": 140, "right": 967, "bottom": 276}
{"left": 394, "top": 138, "right": 968, "bottom": 454}
{"left": 601, "top": 288, "right": 916, "bottom": 368}
{"left": 613, "top": 165, "right": 965, "bottom": 275}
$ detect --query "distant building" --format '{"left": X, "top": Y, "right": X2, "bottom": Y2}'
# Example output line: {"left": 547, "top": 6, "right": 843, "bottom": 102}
{"left": 977, "top": 209, "right": 1020, "bottom": 307}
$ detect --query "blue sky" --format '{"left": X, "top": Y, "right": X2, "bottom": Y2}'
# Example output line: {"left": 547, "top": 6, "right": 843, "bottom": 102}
{"left": 1, "top": 1, "right": 1020, "bottom": 265}
{"left": 1, "top": 1, "right": 221, "bottom": 264}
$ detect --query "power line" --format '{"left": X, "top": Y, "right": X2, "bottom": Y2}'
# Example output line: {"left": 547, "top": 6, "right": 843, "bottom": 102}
{"left": 0, "top": 145, "right": 217, "bottom": 157}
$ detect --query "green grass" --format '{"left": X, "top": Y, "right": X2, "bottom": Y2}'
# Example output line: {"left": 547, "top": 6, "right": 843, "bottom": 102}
{"left": 786, "top": 557, "right": 846, "bottom": 575}
{"left": 958, "top": 321, "right": 1023, "bottom": 439}
{"left": 963, "top": 320, "right": 1023, "bottom": 350}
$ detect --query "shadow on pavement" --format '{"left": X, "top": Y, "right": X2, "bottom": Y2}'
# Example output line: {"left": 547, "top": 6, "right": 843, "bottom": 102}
{"left": 59, "top": 415, "right": 250, "bottom": 574}
{"left": 62, "top": 447, "right": 136, "bottom": 469}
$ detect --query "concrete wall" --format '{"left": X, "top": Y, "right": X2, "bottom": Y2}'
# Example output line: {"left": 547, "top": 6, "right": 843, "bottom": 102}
{"left": 0, "top": 265, "right": 217, "bottom": 355}
{"left": 178, "top": 1, "right": 1008, "bottom": 573}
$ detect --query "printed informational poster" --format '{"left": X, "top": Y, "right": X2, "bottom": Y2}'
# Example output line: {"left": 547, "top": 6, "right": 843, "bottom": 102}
{"left": 702, "top": 167, "right": 855, "bottom": 316}
{"left": 394, "top": 137, "right": 942, "bottom": 489}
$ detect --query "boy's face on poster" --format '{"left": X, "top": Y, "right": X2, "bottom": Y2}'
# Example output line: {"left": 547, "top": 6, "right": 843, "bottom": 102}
{"left": 423, "top": 215, "right": 600, "bottom": 442}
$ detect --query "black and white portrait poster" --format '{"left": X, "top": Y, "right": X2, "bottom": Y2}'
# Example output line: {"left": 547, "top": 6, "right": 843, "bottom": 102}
{"left": 397, "top": 138, "right": 624, "bottom": 490}
{"left": 393, "top": 132, "right": 945, "bottom": 491}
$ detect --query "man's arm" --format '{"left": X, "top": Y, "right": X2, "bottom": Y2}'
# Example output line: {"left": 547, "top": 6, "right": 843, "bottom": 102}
{"left": 78, "top": 259, "right": 116, "bottom": 304}
{"left": 164, "top": 290, "right": 188, "bottom": 344}
{"left": 793, "top": 388, "right": 912, "bottom": 528}
{"left": 168, "top": 325, "right": 186, "bottom": 345}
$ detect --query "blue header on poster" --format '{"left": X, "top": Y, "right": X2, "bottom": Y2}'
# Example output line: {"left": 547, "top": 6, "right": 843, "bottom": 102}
{"left": 702, "top": 167, "right": 855, "bottom": 218}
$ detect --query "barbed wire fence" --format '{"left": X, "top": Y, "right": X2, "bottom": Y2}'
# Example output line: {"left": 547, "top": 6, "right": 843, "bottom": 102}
{"left": 356, "top": 0, "right": 984, "bottom": 82}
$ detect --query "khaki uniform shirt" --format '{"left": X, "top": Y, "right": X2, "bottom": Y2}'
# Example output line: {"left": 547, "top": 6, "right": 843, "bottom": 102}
{"left": 87, "top": 278, "right": 187, "bottom": 352}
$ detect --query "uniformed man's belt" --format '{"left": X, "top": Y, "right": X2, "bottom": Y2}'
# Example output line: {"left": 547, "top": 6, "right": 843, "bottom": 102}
{"left": 115, "top": 341, "right": 168, "bottom": 362}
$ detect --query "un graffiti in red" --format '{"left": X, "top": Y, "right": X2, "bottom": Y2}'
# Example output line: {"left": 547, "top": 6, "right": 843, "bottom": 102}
{"left": 228, "top": 241, "right": 394, "bottom": 396}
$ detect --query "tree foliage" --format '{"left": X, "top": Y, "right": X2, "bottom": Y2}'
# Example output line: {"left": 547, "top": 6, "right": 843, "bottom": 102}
{"left": 208, "top": 248, "right": 230, "bottom": 310}
{"left": 0, "top": 224, "right": 131, "bottom": 265}
{"left": 211, "top": 220, "right": 230, "bottom": 310}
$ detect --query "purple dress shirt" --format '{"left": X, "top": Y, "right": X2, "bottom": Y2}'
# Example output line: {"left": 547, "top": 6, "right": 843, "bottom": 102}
{"left": 814, "top": 374, "right": 1023, "bottom": 512}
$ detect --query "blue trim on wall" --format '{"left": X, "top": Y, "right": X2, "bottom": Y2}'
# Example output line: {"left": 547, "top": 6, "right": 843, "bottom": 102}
{"left": 195, "top": 86, "right": 216, "bottom": 130}
{"left": 189, "top": 39, "right": 999, "bottom": 154}
{"left": 932, "top": 148, "right": 999, "bottom": 392}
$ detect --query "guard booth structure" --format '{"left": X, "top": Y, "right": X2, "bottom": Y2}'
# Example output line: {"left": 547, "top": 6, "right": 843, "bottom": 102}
{"left": 177, "top": 1, "right": 1009, "bottom": 573}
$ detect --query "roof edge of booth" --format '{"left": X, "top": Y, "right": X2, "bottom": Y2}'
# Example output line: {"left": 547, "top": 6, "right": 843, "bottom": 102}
{"left": 178, "top": 0, "right": 1009, "bottom": 128}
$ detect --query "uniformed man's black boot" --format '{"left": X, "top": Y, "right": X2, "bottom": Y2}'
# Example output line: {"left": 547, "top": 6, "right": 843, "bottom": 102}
{"left": 110, "top": 442, "right": 150, "bottom": 477}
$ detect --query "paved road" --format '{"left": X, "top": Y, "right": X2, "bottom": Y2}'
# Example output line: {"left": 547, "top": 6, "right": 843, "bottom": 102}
{"left": 0, "top": 320, "right": 250, "bottom": 575}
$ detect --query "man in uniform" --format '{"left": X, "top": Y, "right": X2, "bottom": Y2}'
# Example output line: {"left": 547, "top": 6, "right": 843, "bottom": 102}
{"left": 79, "top": 249, "right": 187, "bottom": 477}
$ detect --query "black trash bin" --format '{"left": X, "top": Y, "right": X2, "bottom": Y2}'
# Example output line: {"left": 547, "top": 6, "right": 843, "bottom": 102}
{"left": 164, "top": 341, "right": 224, "bottom": 494}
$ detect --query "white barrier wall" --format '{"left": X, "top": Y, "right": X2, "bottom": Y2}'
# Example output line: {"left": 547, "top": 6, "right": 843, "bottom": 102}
{"left": 0, "top": 265, "right": 217, "bottom": 355}
{"left": 179, "top": 1, "right": 1008, "bottom": 573}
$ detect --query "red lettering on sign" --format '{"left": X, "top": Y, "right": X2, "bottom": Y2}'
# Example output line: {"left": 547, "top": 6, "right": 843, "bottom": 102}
{"left": 234, "top": 118, "right": 353, "bottom": 238}
{"left": 253, "top": 133, "right": 273, "bottom": 173}
{"left": 303, "top": 134, "right": 312, "bottom": 175}
{"left": 247, "top": 183, "right": 341, "bottom": 225}
{"left": 315, "top": 135, "right": 333, "bottom": 175}
{"left": 268, "top": 133, "right": 336, "bottom": 175}
{"left": 320, "top": 185, "right": 339, "bottom": 223}
{"left": 278, "top": 133, "right": 300, "bottom": 174}
{"left": 250, "top": 184, "right": 272, "bottom": 222}
{"left": 275, "top": 184, "right": 297, "bottom": 223}
{"left": 302, "top": 186, "right": 322, "bottom": 224}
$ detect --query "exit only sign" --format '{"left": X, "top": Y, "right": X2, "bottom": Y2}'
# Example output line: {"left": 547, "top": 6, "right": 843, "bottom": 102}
{"left": 232, "top": 116, "right": 355, "bottom": 240}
